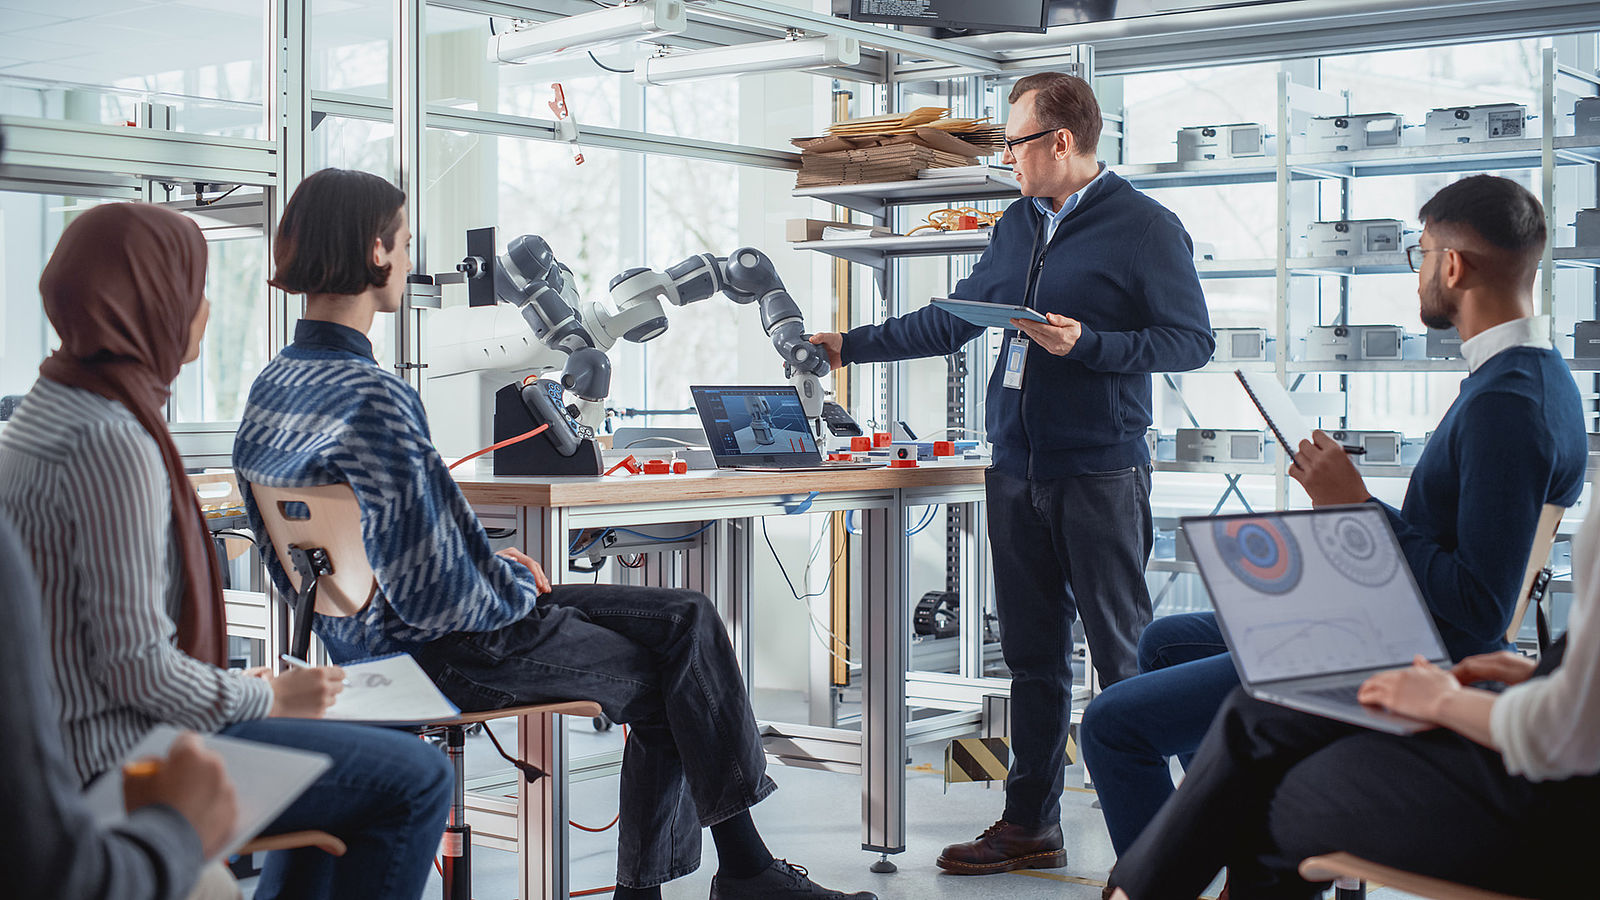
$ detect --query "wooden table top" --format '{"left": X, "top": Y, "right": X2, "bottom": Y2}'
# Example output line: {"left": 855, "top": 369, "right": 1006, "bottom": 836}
{"left": 454, "top": 461, "right": 988, "bottom": 508}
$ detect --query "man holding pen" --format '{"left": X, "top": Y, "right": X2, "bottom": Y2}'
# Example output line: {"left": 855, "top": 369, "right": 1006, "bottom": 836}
{"left": 1079, "top": 174, "right": 1589, "bottom": 868}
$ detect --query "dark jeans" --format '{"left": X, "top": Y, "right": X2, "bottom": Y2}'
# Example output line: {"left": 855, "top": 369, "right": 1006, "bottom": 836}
{"left": 1081, "top": 611, "right": 1235, "bottom": 854}
{"left": 221, "top": 718, "right": 453, "bottom": 900}
{"left": 986, "top": 465, "right": 1154, "bottom": 827}
{"left": 1112, "top": 689, "right": 1600, "bottom": 900}
{"left": 413, "top": 583, "right": 777, "bottom": 889}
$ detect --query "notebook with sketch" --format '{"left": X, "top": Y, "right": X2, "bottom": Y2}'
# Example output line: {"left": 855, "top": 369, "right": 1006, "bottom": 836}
{"left": 323, "top": 653, "right": 459, "bottom": 724}
{"left": 1181, "top": 505, "right": 1450, "bottom": 734}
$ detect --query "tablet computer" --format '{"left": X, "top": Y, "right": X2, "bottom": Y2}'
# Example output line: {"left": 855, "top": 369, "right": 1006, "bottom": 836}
{"left": 930, "top": 297, "right": 1048, "bottom": 329}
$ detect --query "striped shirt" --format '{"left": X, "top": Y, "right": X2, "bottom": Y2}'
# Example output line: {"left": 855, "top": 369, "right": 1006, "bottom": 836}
{"left": 234, "top": 319, "right": 542, "bottom": 660}
{"left": 0, "top": 377, "right": 272, "bottom": 785}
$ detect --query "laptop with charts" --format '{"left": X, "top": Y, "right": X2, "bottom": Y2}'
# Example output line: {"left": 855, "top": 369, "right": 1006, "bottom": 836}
{"left": 1180, "top": 505, "right": 1451, "bottom": 734}
{"left": 689, "top": 385, "right": 881, "bottom": 471}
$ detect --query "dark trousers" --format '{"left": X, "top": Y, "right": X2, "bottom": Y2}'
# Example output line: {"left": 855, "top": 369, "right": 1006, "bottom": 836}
{"left": 986, "top": 465, "right": 1154, "bottom": 827}
{"left": 414, "top": 584, "right": 777, "bottom": 889}
{"left": 1113, "top": 689, "right": 1600, "bottom": 900}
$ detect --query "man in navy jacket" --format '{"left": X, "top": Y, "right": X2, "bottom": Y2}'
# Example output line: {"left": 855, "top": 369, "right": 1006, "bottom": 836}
{"left": 810, "top": 72, "right": 1213, "bottom": 874}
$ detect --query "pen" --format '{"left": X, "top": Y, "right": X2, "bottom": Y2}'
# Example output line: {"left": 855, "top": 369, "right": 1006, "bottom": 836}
{"left": 280, "top": 653, "right": 351, "bottom": 686}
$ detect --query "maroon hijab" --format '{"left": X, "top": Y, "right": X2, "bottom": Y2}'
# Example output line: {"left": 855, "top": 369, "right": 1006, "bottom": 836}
{"left": 37, "top": 203, "right": 226, "bottom": 668}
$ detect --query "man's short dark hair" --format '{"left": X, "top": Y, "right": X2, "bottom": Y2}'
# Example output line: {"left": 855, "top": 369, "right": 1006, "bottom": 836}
{"left": 270, "top": 168, "right": 406, "bottom": 296}
{"left": 1418, "top": 174, "right": 1546, "bottom": 277}
{"left": 1009, "top": 72, "right": 1102, "bottom": 157}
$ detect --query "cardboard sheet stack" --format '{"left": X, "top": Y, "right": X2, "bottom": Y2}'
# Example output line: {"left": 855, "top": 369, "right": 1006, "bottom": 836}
{"left": 793, "top": 108, "right": 1005, "bottom": 188}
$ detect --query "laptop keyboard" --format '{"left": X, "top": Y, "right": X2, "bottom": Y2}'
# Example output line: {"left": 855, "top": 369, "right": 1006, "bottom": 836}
{"left": 1301, "top": 683, "right": 1363, "bottom": 705}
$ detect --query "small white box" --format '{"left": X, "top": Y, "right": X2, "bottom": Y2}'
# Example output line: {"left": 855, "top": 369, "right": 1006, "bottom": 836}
{"left": 1574, "top": 97, "right": 1600, "bottom": 138}
{"left": 1304, "top": 324, "right": 1405, "bottom": 361}
{"left": 1175, "top": 428, "right": 1265, "bottom": 463}
{"left": 1212, "top": 327, "right": 1273, "bottom": 363}
{"left": 1177, "top": 123, "right": 1266, "bottom": 161}
{"left": 1424, "top": 104, "right": 1527, "bottom": 144}
{"left": 1304, "top": 219, "right": 1405, "bottom": 256}
{"left": 1304, "top": 113, "right": 1403, "bottom": 153}
{"left": 1327, "top": 429, "right": 1404, "bottom": 464}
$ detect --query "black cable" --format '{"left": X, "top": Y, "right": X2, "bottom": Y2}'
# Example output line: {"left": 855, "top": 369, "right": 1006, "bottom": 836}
{"left": 194, "top": 183, "right": 242, "bottom": 207}
{"left": 210, "top": 530, "right": 255, "bottom": 542}
{"left": 760, "top": 518, "right": 846, "bottom": 601}
{"left": 588, "top": 51, "right": 634, "bottom": 74}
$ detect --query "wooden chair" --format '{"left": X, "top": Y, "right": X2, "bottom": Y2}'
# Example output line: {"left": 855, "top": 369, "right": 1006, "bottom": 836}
{"left": 1300, "top": 504, "right": 1563, "bottom": 900}
{"left": 239, "top": 829, "right": 348, "bottom": 856}
{"left": 1299, "top": 853, "right": 1534, "bottom": 900}
{"left": 248, "top": 481, "right": 601, "bottom": 900}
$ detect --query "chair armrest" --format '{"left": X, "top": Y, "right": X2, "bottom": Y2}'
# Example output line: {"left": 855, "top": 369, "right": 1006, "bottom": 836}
{"left": 1299, "top": 853, "right": 1531, "bottom": 900}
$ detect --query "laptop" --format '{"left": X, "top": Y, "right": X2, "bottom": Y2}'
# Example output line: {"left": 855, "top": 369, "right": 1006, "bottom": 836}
{"left": 689, "top": 385, "right": 882, "bottom": 471}
{"left": 1181, "top": 505, "right": 1451, "bottom": 734}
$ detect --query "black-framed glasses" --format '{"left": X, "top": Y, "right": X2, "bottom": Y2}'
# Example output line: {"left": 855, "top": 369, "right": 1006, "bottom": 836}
{"left": 1405, "top": 244, "right": 1456, "bottom": 272}
{"left": 1003, "top": 128, "right": 1058, "bottom": 152}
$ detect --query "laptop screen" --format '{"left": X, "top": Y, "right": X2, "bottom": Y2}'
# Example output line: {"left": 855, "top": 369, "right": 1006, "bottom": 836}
{"left": 1181, "top": 505, "right": 1448, "bottom": 685}
{"left": 690, "top": 385, "right": 821, "bottom": 466}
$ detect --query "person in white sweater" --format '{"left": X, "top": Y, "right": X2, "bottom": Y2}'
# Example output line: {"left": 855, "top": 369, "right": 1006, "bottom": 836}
{"left": 1104, "top": 509, "right": 1600, "bottom": 899}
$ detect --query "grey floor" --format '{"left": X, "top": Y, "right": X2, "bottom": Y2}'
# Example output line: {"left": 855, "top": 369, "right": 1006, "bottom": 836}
{"left": 242, "top": 691, "right": 1423, "bottom": 900}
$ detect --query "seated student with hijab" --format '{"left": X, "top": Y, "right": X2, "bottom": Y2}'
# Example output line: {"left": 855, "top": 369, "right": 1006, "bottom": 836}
{"left": 234, "top": 167, "right": 878, "bottom": 900}
{"left": 0, "top": 202, "right": 453, "bottom": 900}
{"left": 1105, "top": 507, "right": 1600, "bottom": 900}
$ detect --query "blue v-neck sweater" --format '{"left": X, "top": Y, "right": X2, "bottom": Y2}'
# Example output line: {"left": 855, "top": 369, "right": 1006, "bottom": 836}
{"left": 1382, "top": 346, "right": 1586, "bottom": 659}
{"left": 841, "top": 170, "right": 1214, "bottom": 478}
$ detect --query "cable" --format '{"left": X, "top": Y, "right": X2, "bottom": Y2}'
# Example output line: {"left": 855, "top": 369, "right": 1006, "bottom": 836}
{"left": 610, "top": 523, "right": 714, "bottom": 542}
{"left": 588, "top": 51, "right": 634, "bottom": 74}
{"left": 193, "top": 182, "right": 242, "bottom": 207}
{"left": 447, "top": 425, "right": 550, "bottom": 471}
{"left": 904, "top": 504, "right": 939, "bottom": 536}
{"left": 905, "top": 206, "right": 1003, "bottom": 236}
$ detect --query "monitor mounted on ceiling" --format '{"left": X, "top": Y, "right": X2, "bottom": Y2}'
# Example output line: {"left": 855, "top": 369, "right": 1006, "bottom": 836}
{"left": 848, "top": 0, "right": 1051, "bottom": 35}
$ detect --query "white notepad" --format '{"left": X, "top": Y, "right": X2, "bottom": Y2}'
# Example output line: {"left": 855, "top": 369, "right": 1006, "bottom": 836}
{"left": 1236, "top": 369, "right": 1316, "bottom": 461}
{"left": 84, "top": 725, "right": 332, "bottom": 861}
{"left": 323, "top": 653, "right": 460, "bottom": 724}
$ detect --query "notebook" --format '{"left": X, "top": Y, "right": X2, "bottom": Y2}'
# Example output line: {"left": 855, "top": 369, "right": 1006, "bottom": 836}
{"left": 1182, "top": 505, "right": 1450, "bottom": 734}
{"left": 84, "top": 725, "right": 332, "bottom": 861}
{"left": 322, "top": 653, "right": 460, "bottom": 725}
{"left": 1236, "top": 369, "right": 1317, "bottom": 462}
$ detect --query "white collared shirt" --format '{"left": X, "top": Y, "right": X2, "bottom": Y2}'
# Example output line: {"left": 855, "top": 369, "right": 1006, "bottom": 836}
{"left": 1459, "top": 315, "right": 1551, "bottom": 373}
{"left": 1033, "top": 162, "right": 1109, "bottom": 243}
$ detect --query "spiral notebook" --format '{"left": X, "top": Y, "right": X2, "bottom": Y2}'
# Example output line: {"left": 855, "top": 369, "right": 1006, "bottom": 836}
{"left": 1236, "top": 369, "right": 1315, "bottom": 462}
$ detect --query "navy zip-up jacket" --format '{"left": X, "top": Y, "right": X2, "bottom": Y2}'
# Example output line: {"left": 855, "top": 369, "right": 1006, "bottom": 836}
{"left": 842, "top": 170, "right": 1214, "bottom": 478}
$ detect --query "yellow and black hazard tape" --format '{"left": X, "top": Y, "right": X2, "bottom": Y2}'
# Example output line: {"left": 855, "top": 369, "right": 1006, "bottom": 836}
{"left": 945, "top": 737, "right": 1010, "bottom": 784}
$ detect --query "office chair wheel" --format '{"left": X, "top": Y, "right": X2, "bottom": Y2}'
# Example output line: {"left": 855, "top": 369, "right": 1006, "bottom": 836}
{"left": 592, "top": 714, "right": 613, "bottom": 732}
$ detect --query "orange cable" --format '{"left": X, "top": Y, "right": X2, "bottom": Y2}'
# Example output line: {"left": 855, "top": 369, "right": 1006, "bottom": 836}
{"left": 447, "top": 425, "right": 550, "bottom": 471}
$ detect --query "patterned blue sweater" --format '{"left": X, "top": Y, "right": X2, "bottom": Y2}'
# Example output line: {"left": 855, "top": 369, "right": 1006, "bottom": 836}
{"left": 233, "top": 319, "right": 542, "bottom": 660}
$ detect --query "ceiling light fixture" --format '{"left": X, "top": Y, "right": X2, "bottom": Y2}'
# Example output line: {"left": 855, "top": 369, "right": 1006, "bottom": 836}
{"left": 634, "top": 34, "right": 860, "bottom": 86}
{"left": 488, "top": 0, "right": 687, "bottom": 65}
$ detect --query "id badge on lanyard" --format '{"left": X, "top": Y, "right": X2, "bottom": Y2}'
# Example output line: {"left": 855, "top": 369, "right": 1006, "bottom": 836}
{"left": 1003, "top": 336, "right": 1029, "bottom": 389}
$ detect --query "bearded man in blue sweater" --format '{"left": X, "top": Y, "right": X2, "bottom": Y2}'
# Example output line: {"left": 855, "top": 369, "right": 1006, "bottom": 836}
{"left": 811, "top": 71, "right": 1214, "bottom": 874}
{"left": 1083, "top": 173, "right": 1588, "bottom": 884}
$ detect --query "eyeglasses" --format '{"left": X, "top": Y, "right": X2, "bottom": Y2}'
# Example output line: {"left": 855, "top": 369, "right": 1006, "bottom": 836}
{"left": 1003, "top": 128, "right": 1058, "bottom": 153}
{"left": 1405, "top": 244, "right": 1457, "bottom": 272}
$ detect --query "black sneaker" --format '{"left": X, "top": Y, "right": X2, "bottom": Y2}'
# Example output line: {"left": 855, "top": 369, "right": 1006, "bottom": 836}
{"left": 709, "top": 859, "right": 879, "bottom": 899}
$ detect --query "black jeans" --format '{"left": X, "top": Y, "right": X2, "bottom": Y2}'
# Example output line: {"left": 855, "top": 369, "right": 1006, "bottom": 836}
{"left": 1113, "top": 689, "right": 1600, "bottom": 900}
{"left": 413, "top": 584, "right": 776, "bottom": 889}
{"left": 986, "top": 465, "right": 1154, "bottom": 827}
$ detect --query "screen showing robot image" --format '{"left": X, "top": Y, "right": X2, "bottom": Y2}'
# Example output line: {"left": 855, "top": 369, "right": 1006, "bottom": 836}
{"left": 1183, "top": 506, "right": 1447, "bottom": 684}
{"left": 693, "top": 387, "right": 818, "bottom": 457}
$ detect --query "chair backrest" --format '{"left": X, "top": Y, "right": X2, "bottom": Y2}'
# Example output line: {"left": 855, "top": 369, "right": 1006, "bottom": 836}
{"left": 248, "top": 482, "right": 375, "bottom": 618}
{"left": 1505, "top": 503, "right": 1563, "bottom": 645}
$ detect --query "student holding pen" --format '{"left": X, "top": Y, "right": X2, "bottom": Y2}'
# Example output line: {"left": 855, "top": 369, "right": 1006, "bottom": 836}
{"left": 1079, "top": 174, "right": 1589, "bottom": 872}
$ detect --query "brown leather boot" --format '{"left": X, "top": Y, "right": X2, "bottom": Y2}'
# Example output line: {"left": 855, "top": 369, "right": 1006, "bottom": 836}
{"left": 935, "top": 819, "right": 1067, "bottom": 875}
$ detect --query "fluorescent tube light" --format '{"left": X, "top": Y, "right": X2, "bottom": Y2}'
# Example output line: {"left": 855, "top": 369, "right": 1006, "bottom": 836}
{"left": 634, "top": 35, "right": 860, "bottom": 85}
{"left": 488, "top": 0, "right": 687, "bottom": 65}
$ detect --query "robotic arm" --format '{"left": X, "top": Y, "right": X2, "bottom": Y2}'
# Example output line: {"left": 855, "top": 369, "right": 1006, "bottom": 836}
{"left": 606, "top": 247, "right": 831, "bottom": 420}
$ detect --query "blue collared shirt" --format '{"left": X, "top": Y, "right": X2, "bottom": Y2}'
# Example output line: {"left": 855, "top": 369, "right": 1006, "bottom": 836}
{"left": 1033, "top": 162, "right": 1109, "bottom": 243}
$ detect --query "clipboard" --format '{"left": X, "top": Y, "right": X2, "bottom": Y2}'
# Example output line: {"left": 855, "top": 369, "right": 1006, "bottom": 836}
{"left": 1236, "top": 369, "right": 1315, "bottom": 462}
